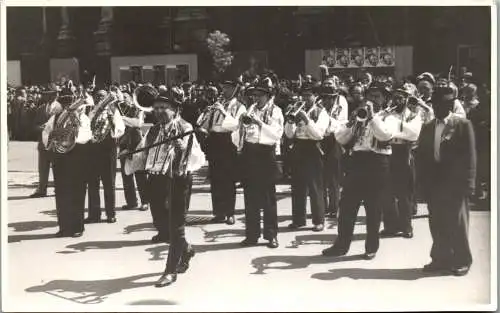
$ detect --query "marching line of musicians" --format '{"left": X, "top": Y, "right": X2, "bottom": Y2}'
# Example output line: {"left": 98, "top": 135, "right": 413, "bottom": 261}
{"left": 36, "top": 69, "right": 477, "bottom": 287}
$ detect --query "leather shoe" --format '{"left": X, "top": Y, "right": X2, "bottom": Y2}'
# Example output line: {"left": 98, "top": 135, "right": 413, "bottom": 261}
{"left": 71, "top": 232, "right": 83, "bottom": 238}
{"left": 211, "top": 215, "right": 226, "bottom": 223}
{"left": 380, "top": 229, "right": 401, "bottom": 238}
{"left": 155, "top": 273, "right": 177, "bottom": 287}
{"left": 30, "top": 191, "right": 47, "bottom": 198}
{"left": 106, "top": 217, "right": 116, "bottom": 224}
{"left": 312, "top": 224, "right": 324, "bottom": 232}
{"left": 139, "top": 204, "right": 149, "bottom": 211}
{"left": 121, "top": 204, "right": 133, "bottom": 210}
{"left": 267, "top": 238, "right": 279, "bottom": 249}
{"left": 322, "top": 246, "right": 347, "bottom": 257}
{"left": 177, "top": 247, "right": 196, "bottom": 273}
{"left": 226, "top": 216, "right": 235, "bottom": 225}
{"left": 288, "top": 223, "right": 305, "bottom": 230}
{"left": 423, "top": 262, "right": 450, "bottom": 273}
{"left": 401, "top": 231, "right": 414, "bottom": 239}
{"left": 451, "top": 265, "right": 470, "bottom": 276}
{"left": 55, "top": 230, "right": 66, "bottom": 238}
{"left": 84, "top": 217, "right": 101, "bottom": 224}
{"left": 240, "top": 238, "right": 258, "bottom": 247}
{"left": 362, "top": 252, "right": 376, "bottom": 260}
{"left": 151, "top": 234, "right": 169, "bottom": 243}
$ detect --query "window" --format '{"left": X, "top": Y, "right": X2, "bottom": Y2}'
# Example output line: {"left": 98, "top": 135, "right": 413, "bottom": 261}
{"left": 130, "top": 66, "right": 143, "bottom": 83}
{"left": 154, "top": 65, "right": 166, "bottom": 86}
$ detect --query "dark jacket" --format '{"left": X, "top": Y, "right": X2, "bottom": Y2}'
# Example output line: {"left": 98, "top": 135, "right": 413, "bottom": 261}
{"left": 34, "top": 101, "right": 63, "bottom": 150}
{"left": 415, "top": 115, "right": 477, "bottom": 198}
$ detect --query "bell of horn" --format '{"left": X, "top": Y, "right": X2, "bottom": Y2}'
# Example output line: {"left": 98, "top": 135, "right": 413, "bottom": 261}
{"left": 133, "top": 85, "right": 158, "bottom": 112}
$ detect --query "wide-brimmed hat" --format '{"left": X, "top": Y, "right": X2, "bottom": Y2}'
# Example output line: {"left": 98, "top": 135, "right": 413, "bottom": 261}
{"left": 367, "top": 81, "right": 392, "bottom": 97}
{"left": 246, "top": 76, "right": 275, "bottom": 95}
{"left": 416, "top": 72, "right": 436, "bottom": 85}
{"left": 432, "top": 86, "right": 456, "bottom": 103}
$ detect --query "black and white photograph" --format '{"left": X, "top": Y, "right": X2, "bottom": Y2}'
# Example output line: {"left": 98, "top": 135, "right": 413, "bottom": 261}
{"left": 1, "top": 2, "right": 496, "bottom": 312}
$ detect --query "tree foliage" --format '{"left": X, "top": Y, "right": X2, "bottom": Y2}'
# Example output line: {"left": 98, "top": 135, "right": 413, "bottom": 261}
{"left": 206, "top": 30, "right": 234, "bottom": 76}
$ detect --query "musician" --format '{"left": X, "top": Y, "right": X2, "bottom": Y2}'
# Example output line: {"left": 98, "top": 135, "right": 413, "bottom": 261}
{"left": 42, "top": 83, "right": 92, "bottom": 237}
{"left": 285, "top": 82, "right": 329, "bottom": 232}
{"left": 322, "top": 89, "right": 399, "bottom": 260}
{"left": 320, "top": 83, "right": 349, "bottom": 218}
{"left": 417, "top": 72, "right": 466, "bottom": 119}
{"left": 118, "top": 93, "right": 149, "bottom": 212}
{"left": 85, "top": 90, "right": 125, "bottom": 224}
{"left": 238, "top": 76, "right": 284, "bottom": 248}
{"left": 126, "top": 90, "right": 205, "bottom": 287}
{"left": 416, "top": 86, "right": 476, "bottom": 276}
{"left": 30, "top": 86, "right": 63, "bottom": 198}
{"left": 380, "top": 84, "right": 424, "bottom": 238}
{"left": 197, "top": 78, "right": 246, "bottom": 225}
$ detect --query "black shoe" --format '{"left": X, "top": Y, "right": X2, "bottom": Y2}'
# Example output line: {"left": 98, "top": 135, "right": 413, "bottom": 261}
{"left": 151, "top": 234, "right": 169, "bottom": 243}
{"left": 401, "top": 231, "right": 414, "bottom": 239}
{"left": 71, "top": 232, "right": 83, "bottom": 238}
{"left": 312, "top": 224, "right": 324, "bottom": 232}
{"left": 267, "top": 238, "right": 279, "bottom": 249}
{"left": 177, "top": 247, "right": 196, "bottom": 274}
{"left": 30, "top": 191, "right": 47, "bottom": 198}
{"left": 226, "top": 216, "right": 235, "bottom": 225}
{"left": 288, "top": 223, "right": 305, "bottom": 230}
{"left": 155, "top": 273, "right": 177, "bottom": 288}
{"left": 211, "top": 216, "right": 226, "bottom": 223}
{"left": 451, "top": 265, "right": 470, "bottom": 276}
{"left": 139, "top": 204, "right": 149, "bottom": 211}
{"left": 55, "top": 230, "right": 66, "bottom": 238}
{"left": 240, "top": 238, "right": 258, "bottom": 247}
{"left": 84, "top": 217, "right": 101, "bottom": 224}
{"left": 121, "top": 204, "right": 133, "bottom": 210}
{"left": 423, "top": 262, "right": 450, "bottom": 273}
{"left": 106, "top": 217, "right": 116, "bottom": 224}
{"left": 326, "top": 212, "right": 337, "bottom": 218}
{"left": 380, "top": 229, "right": 401, "bottom": 238}
{"left": 362, "top": 252, "right": 376, "bottom": 260}
{"left": 322, "top": 246, "right": 347, "bottom": 257}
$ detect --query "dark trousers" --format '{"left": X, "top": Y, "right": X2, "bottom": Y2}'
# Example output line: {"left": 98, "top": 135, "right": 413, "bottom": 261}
{"left": 87, "top": 138, "right": 117, "bottom": 219}
{"left": 290, "top": 139, "right": 325, "bottom": 226}
{"left": 241, "top": 142, "right": 278, "bottom": 241}
{"left": 383, "top": 144, "right": 413, "bottom": 233}
{"left": 334, "top": 152, "right": 391, "bottom": 254}
{"left": 37, "top": 148, "right": 54, "bottom": 194}
{"left": 53, "top": 145, "right": 86, "bottom": 234}
{"left": 120, "top": 158, "right": 148, "bottom": 207}
{"left": 322, "top": 135, "right": 342, "bottom": 215}
{"left": 427, "top": 192, "right": 472, "bottom": 267}
{"left": 148, "top": 174, "right": 191, "bottom": 273}
{"left": 207, "top": 132, "right": 237, "bottom": 218}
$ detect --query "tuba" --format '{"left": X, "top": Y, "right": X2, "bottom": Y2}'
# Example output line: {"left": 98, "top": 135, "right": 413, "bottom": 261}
{"left": 47, "top": 98, "right": 92, "bottom": 153}
{"left": 90, "top": 93, "right": 119, "bottom": 143}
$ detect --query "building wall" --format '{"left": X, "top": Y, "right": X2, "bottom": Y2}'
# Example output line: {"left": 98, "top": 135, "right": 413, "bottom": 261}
{"left": 110, "top": 54, "right": 198, "bottom": 84}
{"left": 7, "top": 61, "right": 22, "bottom": 87}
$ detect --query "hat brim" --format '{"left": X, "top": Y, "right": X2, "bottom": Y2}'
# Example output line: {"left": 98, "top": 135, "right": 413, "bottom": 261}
{"left": 247, "top": 87, "right": 271, "bottom": 94}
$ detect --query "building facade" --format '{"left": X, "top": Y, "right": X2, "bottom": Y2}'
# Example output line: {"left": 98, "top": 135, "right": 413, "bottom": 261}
{"left": 7, "top": 6, "right": 491, "bottom": 86}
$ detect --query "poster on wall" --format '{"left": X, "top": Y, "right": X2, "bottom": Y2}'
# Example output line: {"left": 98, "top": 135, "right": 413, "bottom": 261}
{"left": 335, "top": 48, "right": 350, "bottom": 68}
{"left": 378, "top": 46, "right": 396, "bottom": 67}
{"left": 349, "top": 47, "right": 364, "bottom": 68}
{"left": 322, "top": 49, "right": 336, "bottom": 68}
{"left": 364, "top": 47, "right": 380, "bottom": 67}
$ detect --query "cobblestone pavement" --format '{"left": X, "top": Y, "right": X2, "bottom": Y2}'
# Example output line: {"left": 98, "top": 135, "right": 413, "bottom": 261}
{"left": 4, "top": 142, "right": 494, "bottom": 311}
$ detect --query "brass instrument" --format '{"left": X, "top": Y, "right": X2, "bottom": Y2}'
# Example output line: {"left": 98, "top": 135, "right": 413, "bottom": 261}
{"left": 90, "top": 93, "right": 119, "bottom": 143}
{"left": 47, "top": 97, "right": 92, "bottom": 154}
{"left": 197, "top": 95, "right": 227, "bottom": 130}
{"left": 241, "top": 103, "right": 256, "bottom": 125}
{"left": 285, "top": 101, "right": 306, "bottom": 123}
{"left": 132, "top": 85, "right": 157, "bottom": 113}
{"left": 354, "top": 106, "right": 369, "bottom": 122}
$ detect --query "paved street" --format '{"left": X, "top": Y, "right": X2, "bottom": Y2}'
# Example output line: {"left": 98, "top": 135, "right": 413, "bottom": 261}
{"left": 5, "top": 141, "right": 494, "bottom": 311}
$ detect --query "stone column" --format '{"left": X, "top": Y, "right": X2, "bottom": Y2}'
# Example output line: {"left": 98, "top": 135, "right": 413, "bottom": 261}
{"left": 94, "top": 7, "right": 114, "bottom": 56}
{"left": 158, "top": 8, "right": 174, "bottom": 53}
{"left": 56, "top": 7, "right": 76, "bottom": 57}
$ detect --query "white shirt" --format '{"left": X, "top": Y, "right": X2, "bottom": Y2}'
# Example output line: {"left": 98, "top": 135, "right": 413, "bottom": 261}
{"left": 284, "top": 104, "right": 329, "bottom": 140}
{"left": 324, "top": 95, "right": 349, "bottom": 137}
{"left": 434, "top": 114, "right": 451, "bottom": 162}
{"left": 241, "top": 99, "right": 284, "bottom": 146}
{"left": 390, "top": 108, "right": 423, "bottom": 144}
{"left": 197, "top": 98, "right": 246, "bottom": 133}
{"left": 452, "top": 99, "right": 466, "bottom": 118}
{"left": 336, "top": 112, "right": 399, "bottom": 155}
{"left": 42, "top": 112, "right": 92, "bottom": 149}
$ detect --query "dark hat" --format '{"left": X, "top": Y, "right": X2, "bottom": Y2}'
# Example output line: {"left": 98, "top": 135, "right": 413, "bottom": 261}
{"left": 247, "top": 76, "right": 275, "bottom": 95}
{"left": 394, "top": 82, "right": 417, "bottom": 97}
{"left": 299, "top": 81, "right": 317, "bottom": 94}
{"left": 320, "top": 86, "right": 337, "bottom": 97}
{"left": 367, "top": 81, "right": 392, "bottom": 97}
{"left": 154, "top": 91, "right": 181, "bottom": 109}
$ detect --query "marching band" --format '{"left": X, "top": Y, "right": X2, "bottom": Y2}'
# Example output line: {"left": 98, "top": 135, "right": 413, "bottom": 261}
{"left": 39, "top": 67, "right": 478, "bottom": 285}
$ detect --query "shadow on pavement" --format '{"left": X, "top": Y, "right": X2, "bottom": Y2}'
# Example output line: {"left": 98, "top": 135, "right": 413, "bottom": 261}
{"left": 251, "top": 254, "right": 364, "bottom": 275}
{"left": 311, "top": 267, "right": 445, "bottom": 281}
{"left": 128, "top": 299, "right": 178, "bottom": 305}
{"left": 145, "top": 241, "right": 245, "bottom": 261}
{"left": 8, "top": 220, "right": 58, "bottom": 232}
{"left": 25, "top": 272, "right": 162, "bottom": 304}
{"left": 8, "top": 233, "right": 56, "bottom": 243}
{"left": 123, "top": 222, "right": 155, "bottom": 234}
{"left": 39, "top": 209, "right": 57, "bottom": 217}
{"left": 8, "top": 195, "right": 55, "bottom": 201}
{"left": 286, "top": 233, "right": 366, "bottom": 249}
{"left": 58, "top": 239, "right": 153, "bottom": 253}
{"left": 202, "top": 228, "right": 246, "bottom": 242}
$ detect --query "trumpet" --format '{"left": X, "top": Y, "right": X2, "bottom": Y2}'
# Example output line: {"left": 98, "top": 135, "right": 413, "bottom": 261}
{"left": 355, "top": 106, "right": 369, "bottom": 122}
{"left": 285, "top": 101, "right": 306, "bottom": 123}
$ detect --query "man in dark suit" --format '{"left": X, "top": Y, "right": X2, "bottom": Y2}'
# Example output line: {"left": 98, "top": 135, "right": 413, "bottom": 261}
{"left": 416, "top": 86, "right": 476, "bottom": 276}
